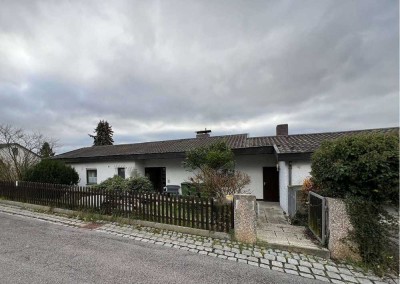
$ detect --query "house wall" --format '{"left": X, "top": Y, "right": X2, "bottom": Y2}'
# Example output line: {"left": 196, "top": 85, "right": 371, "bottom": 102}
{"left": 70, "top": 161, "right": 137, "bottom": 186}
{"left": 68, "top": 155, "right": 311, "bottom": 214}
{"left": 235, "top": 154, "right": 277, "bottom": 199}
{"left": 278, "top": 160, "right": 311, "bottom": 213}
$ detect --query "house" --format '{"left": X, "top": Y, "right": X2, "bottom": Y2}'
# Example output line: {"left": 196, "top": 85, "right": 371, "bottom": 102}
{"left": 0, "top": 143, "right": 41, "bottom": 180}
{"left": 53, "top": 125, "right": 398, "bottom": 213}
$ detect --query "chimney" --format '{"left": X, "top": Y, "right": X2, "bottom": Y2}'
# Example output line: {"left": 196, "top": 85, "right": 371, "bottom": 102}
{"left": 196, "top": 129, "right": 211, "bottom": 138}
{"left": 276, "top": 124, "right": 288, "bottom": 136}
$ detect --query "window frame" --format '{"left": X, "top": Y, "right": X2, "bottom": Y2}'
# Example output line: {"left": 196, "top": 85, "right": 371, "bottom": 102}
{"left": 117, "top": 167, "right": 126, "bottom": 179}
{"left": 86, "top": 169, "right": 97, "bottom": 185}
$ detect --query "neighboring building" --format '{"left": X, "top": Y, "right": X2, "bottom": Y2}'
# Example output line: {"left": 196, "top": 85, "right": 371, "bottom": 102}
{"left": 0, "top": 143, "right": 41, "bottom": 181}
{"left": 53, "top": 125, "right": 398, "bottom": 213}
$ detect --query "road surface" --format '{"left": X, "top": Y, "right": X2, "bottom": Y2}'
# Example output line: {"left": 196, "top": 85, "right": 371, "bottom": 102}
{"left": 0, "top": 212, "right": 324, "bottom": 283}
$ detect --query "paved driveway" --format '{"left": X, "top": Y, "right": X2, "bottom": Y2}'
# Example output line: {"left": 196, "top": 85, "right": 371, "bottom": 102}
{"left": 0, "top": 212, "right": 324, "bottom": 284}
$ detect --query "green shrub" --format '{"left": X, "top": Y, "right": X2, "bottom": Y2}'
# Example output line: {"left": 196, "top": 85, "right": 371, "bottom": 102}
{"left": 311, "top": 133, "right": 399, "bottom": 204}
{"left": 93, "top": 175, "right": 153, "bottom": 193}
{"left": 310, "top": 132, "right": 399, "bottom": 274}
{"left": 23, "top": 159, "right": 79, "bottom": 185}
{"left": 93, "top": 175, "right": 128, "bottom": 192}
{"left": 126, "top": 176, "right": 153, "bottom": 193}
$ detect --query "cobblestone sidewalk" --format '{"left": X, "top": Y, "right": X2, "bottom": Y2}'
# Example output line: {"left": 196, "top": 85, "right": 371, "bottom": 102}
{"left": 0, "top": 203, "right": 396, "bottom": 284}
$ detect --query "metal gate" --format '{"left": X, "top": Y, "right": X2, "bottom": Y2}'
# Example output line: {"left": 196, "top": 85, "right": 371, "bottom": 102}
{"left": 308, "top": 191, "right": 327, "bottom": 245}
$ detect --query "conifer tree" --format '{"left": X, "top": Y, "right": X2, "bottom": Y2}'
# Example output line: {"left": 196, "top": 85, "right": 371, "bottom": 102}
{"left": 89, "top": 120, "right": 114, "bottom": 146}
{"left": 39, "top": 142, "right": 55, "bottom": 158}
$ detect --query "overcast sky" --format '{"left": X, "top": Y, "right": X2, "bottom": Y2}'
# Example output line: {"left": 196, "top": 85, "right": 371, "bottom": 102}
{"left": 0, "top": 0, "right": 398, "bottom": 154}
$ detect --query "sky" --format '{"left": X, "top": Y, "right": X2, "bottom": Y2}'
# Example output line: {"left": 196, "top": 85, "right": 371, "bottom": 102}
{"left": 0, "top": 0, "right": 398, "bottom": 154}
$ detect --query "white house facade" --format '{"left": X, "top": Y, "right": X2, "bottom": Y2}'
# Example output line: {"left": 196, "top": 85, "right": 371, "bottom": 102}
{"left": 54, "top": 125, "right": 397, "bottom": 214}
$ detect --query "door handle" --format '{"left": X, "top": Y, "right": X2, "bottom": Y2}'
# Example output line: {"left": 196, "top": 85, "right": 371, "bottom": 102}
{"left": 263, "top": 182, "right": 266, "bottom": 186}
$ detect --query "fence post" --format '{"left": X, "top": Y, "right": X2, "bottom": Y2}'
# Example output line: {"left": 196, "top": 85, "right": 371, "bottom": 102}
{"left": 233, "top": 194, "right": 257, "bottom": 244}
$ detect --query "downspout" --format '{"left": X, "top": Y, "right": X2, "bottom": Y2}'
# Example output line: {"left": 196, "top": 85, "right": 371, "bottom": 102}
{"left": 288, "top": 161, "right": 292, "bottom": 186}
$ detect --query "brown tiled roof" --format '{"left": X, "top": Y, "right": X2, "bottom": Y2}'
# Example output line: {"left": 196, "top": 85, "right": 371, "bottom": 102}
{"left": 54, "top": 127, "right": 398, "bottom": 160}
{"left": 55, "top": 134, "right": 250, "bottom": 159}
{"left": 252, "top": 127, "right": 398, "bottom": 154}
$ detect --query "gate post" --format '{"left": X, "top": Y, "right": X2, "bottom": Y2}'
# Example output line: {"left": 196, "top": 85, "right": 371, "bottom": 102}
{"left": 233, "top": 194, "right": 257, "bottom": 244}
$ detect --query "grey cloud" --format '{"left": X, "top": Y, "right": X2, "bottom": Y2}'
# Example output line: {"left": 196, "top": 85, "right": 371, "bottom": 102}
{"left": 0, "top": 0, "right": 398, "bottom": 153}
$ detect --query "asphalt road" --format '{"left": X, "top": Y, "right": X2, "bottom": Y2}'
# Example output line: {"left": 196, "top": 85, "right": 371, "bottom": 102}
{"left": 0, "top": 212, "right": 324, "bottom": 284}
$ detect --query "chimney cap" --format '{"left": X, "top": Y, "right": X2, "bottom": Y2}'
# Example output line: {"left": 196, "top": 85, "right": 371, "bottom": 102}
{"left": 196, "top": 128, "right": 211, "bottom": 138}
{"left": 196, "top": 128, "right": 211, "bottom": 134}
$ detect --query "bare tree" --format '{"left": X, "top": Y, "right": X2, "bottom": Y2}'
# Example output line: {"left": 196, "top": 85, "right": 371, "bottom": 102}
{"left": 0, "top": 125, "right": 58, "bottom": 181}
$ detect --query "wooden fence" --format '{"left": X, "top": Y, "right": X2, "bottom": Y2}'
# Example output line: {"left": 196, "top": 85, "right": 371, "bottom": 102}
{"left": 0, "top": 181, "right": 234, "bottom": 233}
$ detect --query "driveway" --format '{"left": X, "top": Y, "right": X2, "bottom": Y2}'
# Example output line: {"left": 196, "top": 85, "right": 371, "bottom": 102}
{"left": 0, "top": 212, "right": 324, "bottom": 284}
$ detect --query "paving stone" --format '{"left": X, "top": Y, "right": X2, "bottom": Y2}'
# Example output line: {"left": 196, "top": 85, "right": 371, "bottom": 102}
{"left": 271, "top": 261, "right": 283, "bottom": 268}
{"left": 254, "top": 251, "right": 263, "bottom": 258}
{"left": 312, "top": 262, "right": 325, "bottom": 270}
{"left": 285, "top": 269, "right": 299, "bottom": 276}
{"left": 231, "top": 248, "right": 240, "bottom": 254}
{"left": 338, "top": 267, "right": 353, "bottom": 275}
{"left": 287, "top": 258, "right": 299, "bottom": 265}
{"left": 208, "top": 253, "right": 217, "bottom": 257}
{"left": 227, "top": 257, "right": 237, "bottom": 262}
{"left": 214, "top": 249, "right": 224, "bottom": 254}
{"left": 271, "top": 267, "right": 284, "bottom": 273}
{"left": 189, "top": 248, "right": 199, "bottom": 253}
{"left": 218, "top": 255, "right": 228, "bottom": 259}
{"left": 298, "top": 266, "right": 311, "bottom": 274}
{"left": 299, "top": 260, "right": 312, "bottom": 268}
{"left": 284, "top": 263, "right": 297, "bottom": 271}
{"left": 224, "top": 251, "right": 235, "bottom": 257}
{"left": 326, "top": 265, "right": 340, "bottom": 273}
{"left": 326, "top": 271, "right": 341, "bottom": 280}
{"left": 198, "top": 251, "right": 208, "bottom": 255}
{"left": 356, "top": 278, "right": 373, "bottom": 284}
{"left": 248, "top": 256, "right": 258, "bottom": 263}
{"left": 163, "top": 243, "right": 173, "bottom": 247}
{"left": 204, "top": 247, "right": 213, "bottom": 252}
{"left": 236, "top": 254, "right": 247, "bottom": 260}
{"left": 242, "top": 250, "right": 253, "bottom": 256}
{"left": 300, "top": 273, "right": 315, "bottom": 279}
{"left": 238, "top": 259, "right": 247, "bottom": 264}
{"left": 331, "top": 279, "right": 345, "bottom": 284}
{"left": 315, "top": 275, "right": 330, "bottom": 282}
{"left": 311, "top": 268, "right": 326, "bottom": 276}
{"left": 340, "top": 274, "right": 357, "bottom": 283}
{"left": 260, "top": 258, "right": 269, "bottom": 265}
{"left": 276, "top": 256, "right": 286, "bottom": 263}
{"left": 260, "top": 264, "right": 270, "bottom": 269}
{"left": 264, "top": 254, "right": 276, "bottom": 261}
{"left": 248, "top": 261, "right": 259, "bottom": 267}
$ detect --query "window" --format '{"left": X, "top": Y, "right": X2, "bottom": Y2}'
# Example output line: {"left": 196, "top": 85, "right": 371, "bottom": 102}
{"left": 117, "top": 168, "right": 125, "bottom": 179}
{"left": 87, "top": 169, "right": 97, "bottom": 185}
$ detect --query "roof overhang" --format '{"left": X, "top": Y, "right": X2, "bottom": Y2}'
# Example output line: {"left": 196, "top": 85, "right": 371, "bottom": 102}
{"left": 277, "top": 152, "right": 312, "bottom": 162}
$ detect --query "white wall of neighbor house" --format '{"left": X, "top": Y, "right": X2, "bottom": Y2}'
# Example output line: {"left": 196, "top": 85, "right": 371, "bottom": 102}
{"left": 144, "top": 158, "right": 191, "bottom": 186}
{"left": 235, "top": 154, "right": 277, "bottom": 199}
{"left": 278, "top": 160, "right": 311, "bottom": 213}
{"left": 70, "top": 161, "right": 137, "bottom": 186}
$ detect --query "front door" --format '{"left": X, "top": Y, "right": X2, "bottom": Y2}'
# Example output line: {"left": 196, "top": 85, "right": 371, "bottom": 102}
{"left": 145, "top": 167, "right": 166, "bottom": 193}
{"left": 263, "top": 167, "right": 279, "bottom": 201}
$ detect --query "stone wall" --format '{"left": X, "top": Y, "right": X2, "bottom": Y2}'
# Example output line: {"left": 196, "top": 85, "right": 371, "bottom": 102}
{"left": 326, "top": 197, "right": 361, "bottom": 261}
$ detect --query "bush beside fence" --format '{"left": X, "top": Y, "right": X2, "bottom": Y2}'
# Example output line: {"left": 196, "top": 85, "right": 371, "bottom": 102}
{"left": 0, "top": 181, "right": 234, "bottom": 233}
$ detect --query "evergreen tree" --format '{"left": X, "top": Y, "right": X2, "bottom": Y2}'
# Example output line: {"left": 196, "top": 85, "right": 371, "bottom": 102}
{"left": 39, "top": 142, "right": 55, "bottom": 158}
{"left": 89, "top": 120, "right": 114, "bottom": 146}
